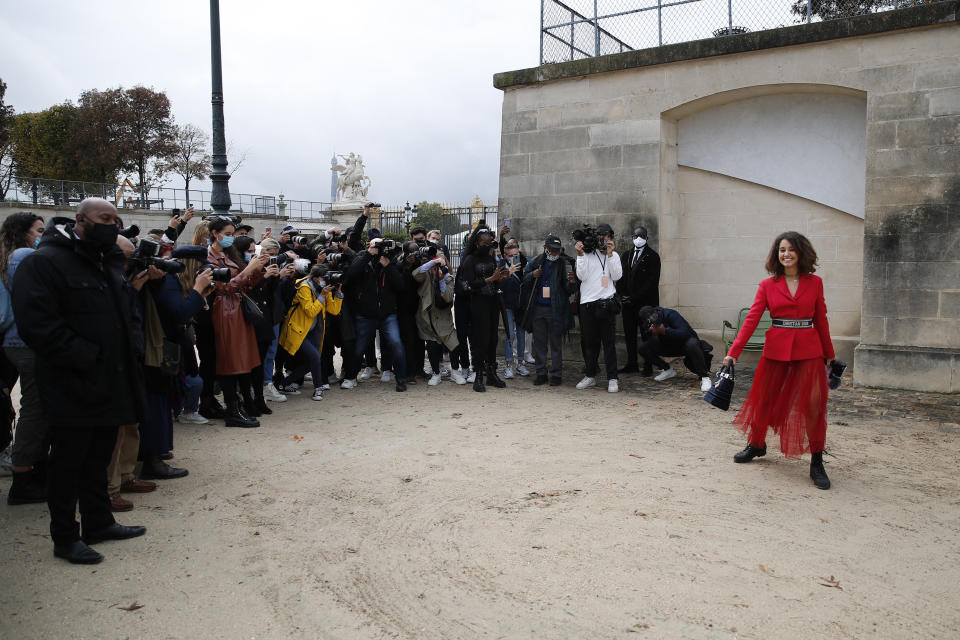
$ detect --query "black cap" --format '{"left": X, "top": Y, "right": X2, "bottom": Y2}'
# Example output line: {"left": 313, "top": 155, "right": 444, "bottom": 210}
{"left": 544, "top": 234, "right": 562, "bottom": 249}
{"left": 596, "top": 223, "right": 614, "bottom": 237}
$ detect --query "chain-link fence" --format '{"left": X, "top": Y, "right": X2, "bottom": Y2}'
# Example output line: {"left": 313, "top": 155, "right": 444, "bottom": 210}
{"left": 540, "top": 0, "right": 949, "bottom": 64}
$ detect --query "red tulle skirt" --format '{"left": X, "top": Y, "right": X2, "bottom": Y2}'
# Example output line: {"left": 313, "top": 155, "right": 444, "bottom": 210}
{"left": 733, "top": 357, "right": 828, "bottom": 458}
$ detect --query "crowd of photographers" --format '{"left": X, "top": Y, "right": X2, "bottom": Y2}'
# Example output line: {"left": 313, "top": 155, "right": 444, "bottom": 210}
{"left": 0, "top": 197, "right": 717, "bottom": 564}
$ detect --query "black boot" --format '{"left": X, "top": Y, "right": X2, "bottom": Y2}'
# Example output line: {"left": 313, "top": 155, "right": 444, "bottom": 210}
{"left": 733, "top": 443, "right": 767, "bottom": 463}
{"left": 253, "top": 386, "right": 272, "bottom": 415}
{"left": 224, "top": 401, "right": 260, "bottom": 428}
{"left": 244, "top": 397, "right": 262, "bottom": 418}
{"left": 7, "top": 470, "right": 47, "bottom": 505}
{"left": 140, "top": 454, "right": 189, "bottom": 479}
{"left": 198, "top": 396, "right": 226, "bottom": 420}
{"left": 486, "top": 365, "right": 506, "bottom": 388}
{"left": 810, "top": 452, "right": 831, "bottom": 490}
{"left": 473, "top": 368, "right": 486, "bottom": 393}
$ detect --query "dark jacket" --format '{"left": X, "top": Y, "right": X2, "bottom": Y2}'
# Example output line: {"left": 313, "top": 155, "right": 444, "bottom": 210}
{"left": 155, "top": 274, "right": 207, "bottom": 376}
{"left": 347, "top": 213, "right": 368, "bottom": 253}
{"left": 459, "top": 250, "right": 499, "bottom": 297}
{"left": 12, "top": 218, "right": 144, "bottom": 427}
{"left": 520, "top": 253, "right": 577, "bottom": 334}
{"left": 649, "top": 306, "right": 698, "bottom": 344}
{"left": 617, "top": 245, "right": 660, "bottom": 307}
{"left": 497, "top": 253, "right": 528, "bottom": 310}
{"left": 345, "top": 251, "right": 404, "bottom": 319}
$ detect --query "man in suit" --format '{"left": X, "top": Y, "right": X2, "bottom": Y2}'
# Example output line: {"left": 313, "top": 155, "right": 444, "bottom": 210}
{"left": 616, "top": 226, "right": 661, "bottom": 375}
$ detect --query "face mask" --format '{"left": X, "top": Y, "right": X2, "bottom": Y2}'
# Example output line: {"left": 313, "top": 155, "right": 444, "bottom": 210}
{"left": 218, "top": 234, "right": 235, "bottom": 249}
{"left": 633, "top": 237, "right": 646, "bottom": 249}
{"left": 545, "top": 251, "right": 559, "bottom": 262}
{"left": 82, "top": 221, "right": 119, "bottom": 252}
{"left": 245, "top": 252, "right": 255, "bottom": 261}
{"left": 33, "top": 237, "right": 40, "bottom": 249}
{"left": 477, "top": 244, "right": 492, "bottom": 254}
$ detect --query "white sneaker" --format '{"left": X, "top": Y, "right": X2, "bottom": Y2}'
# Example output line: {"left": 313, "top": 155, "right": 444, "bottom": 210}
{"left": 178, "top": 411, "right": 210, "bottom": 424}
{"left": 466, "top": 369, "right": 476, "bottom": 383}
{"left": 608, "top": 379, "right": 619, "bottom": 393}
{"left": 0, "top": 445, "right": 14, "bottom": 476}
{"left": 428, "top": 373, "right": 442, "bottom": 386}
{"left": 524, "top": 353, "right": 536, "bottom": 364}
{"left": 312, "top": 388, "right": 323, "bottom": 401}
{"left": 504, "top": 366, "right": 514, "bottom": 379}
{"left": 576, "top": 376, "right": 597, "bottom": 389}
{"left": 359, "top": 367, "right": 376, "bottom": 380}
{"left": 381, "top": 371, "right": 393, "bottom": 383}
{"left": 304, "top": 372, "right": 312, "bottom": 382}
{"left": 340, "top": 378, "right": 358, "bottom": 389}
{"left": 700, "top": 376, "right": 713, "bottom": 392}
{"left": 654, "top": 368, "right": 677, "bottom": 382}
{"left": 450, "top": 369, "right": 467, "bottom": 385}
{"left": 321, "top": 383, "right": 331, "bottom": 391}
{"left": 263, "top": 383, "right": 287, "bottom": 403}
{"left": 516, "top": 363, "right": 530, "bottom": 377}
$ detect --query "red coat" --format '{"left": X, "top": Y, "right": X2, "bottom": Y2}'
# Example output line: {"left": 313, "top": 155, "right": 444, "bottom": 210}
{"left": 728, "top": 274, "right": 835, "bottom": 362}
{"left": 208, "top": 247, "right": 263, "bottom": 375}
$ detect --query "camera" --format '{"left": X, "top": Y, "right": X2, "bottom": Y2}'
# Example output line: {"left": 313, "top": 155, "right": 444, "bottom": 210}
{"left": 290, "top": 235, "right": 307, "bottom": 245}
{"left": 414, "top": 244, "right": 438, "bottom": 261}
{"left": 198, "top": 263, "right": 232, "bottom": 282}
{"left": 365, "top": 202, "right": 382, "bottom": 209}
{"left": 172, "top": 208, "right": 181, "bottom": 216}
{"left": 325, "top": 252, "right": 347, "bottom": 268}
{"left": 374, "top": 239, "right": 401, "bottom": 257}
{"left": 268, "top": 254, "right": 291, "bottom": 268}
{"left": 129, "top": 237, "right": 186, "bottom": 274}
{"left": 572, "top": 224, "right": 601, "bottom": 254}
{"left": 325, "top": 271, "right": 345, "bottom": 286}
{"left": 118, "top": 224, "right": 140, "bottom": 239}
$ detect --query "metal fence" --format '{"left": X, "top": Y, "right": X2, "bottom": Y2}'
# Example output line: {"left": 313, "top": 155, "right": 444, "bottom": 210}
{"left": 0, "top": 175, "right": 333, "bottom": 221}
{"left": 540, "top": 0, "right": 949, "bottom": 64}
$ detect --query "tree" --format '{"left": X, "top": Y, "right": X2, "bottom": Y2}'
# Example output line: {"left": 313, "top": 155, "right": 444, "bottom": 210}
{"left": 409, "top": 201, "right": 444, "bottom": 233}
{"left": 790, "top": 0, "right": 896, "bottom": 21}
{"left": 0, "top": 79, "right": 15, "bottom": 199}
{"left": 226, "top": 139, "right": 248, "bottom": 178}
{"left": 71, "top": 87, "right": 131, "bottom": 184}
{"left": 166, "top": 124, "right": 211, "bottom": 207}
{"left": 121, "top": 86, "right": 176, "bottom": 207}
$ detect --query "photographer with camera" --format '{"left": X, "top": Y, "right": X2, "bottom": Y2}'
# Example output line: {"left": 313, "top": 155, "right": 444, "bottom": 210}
{"left": 207, "top": 217, "right": 269, "bottom": 428}
{"left": 426, "top": 229, "right": 451, "bottom": 262}
{"left": 413, "top": 252, "right": 465, "bottom": 386}
{"left": 637, "top": 306, "right": 713, "bottom": 392}
{"left": 459, "top": 225, "right": 509, "bottom": 392}
{"left": 317, "top": 248, "right": 355, "bottom": 387}
{"left": 498, "top": 240, "right": 528, "bottom": 379}
{"left": 278, "top": 225, "right": 317, "bottom": 262}
{"left": 255, "top": 238, "right": 294, "bottom": 403}
{"left": 574, "top": 223, "right": 623, "bottom": 393}
{"left": 345, "top": 237, "right": 408, "bottom": 392}
{"left": 520, "top": 234, "right": 577, "bottom": 386}
{"left": 397, "top": 241, "right": 428, "bottom": 383}
{"left": 277, "top": 265, "right": 342, "bottom": 401}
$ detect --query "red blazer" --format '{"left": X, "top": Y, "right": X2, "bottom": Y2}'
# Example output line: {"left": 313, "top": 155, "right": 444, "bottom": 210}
{"left": 728, "top": 274, "right": 835, "bottom": 362}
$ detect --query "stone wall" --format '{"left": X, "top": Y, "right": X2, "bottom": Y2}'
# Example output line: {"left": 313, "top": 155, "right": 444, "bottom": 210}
{"left": 494, "top": 3, "right": 960, "bottom": 391}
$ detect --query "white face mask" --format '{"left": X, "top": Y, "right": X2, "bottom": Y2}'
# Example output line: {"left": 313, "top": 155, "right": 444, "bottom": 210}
{"left": 545, "top": 251, "right": 559, "bottom": 262}
{"left": 633, "top": 237, "right": 647, "bottom": 249}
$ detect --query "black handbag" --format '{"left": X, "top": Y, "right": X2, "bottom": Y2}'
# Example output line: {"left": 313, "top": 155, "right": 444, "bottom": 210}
{"left": 704, "top": 362, "right": 735, "bottom": 411}
{"left": 241, "top": 293, "right": 264, "bottom": 324}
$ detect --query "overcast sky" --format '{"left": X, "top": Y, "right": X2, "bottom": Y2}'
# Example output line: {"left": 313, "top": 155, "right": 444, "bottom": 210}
{"left": 0, "top": 0, "right": 540, "bottom": 206}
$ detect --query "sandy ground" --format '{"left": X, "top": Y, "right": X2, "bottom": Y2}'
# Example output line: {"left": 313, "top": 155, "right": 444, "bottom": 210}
{"left": 1, "top": 365, "right": 959, "bottom": 640}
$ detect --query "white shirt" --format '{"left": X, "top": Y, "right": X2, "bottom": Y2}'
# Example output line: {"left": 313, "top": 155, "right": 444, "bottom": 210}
{"left": 576, "top": 249, "right": 622, "bottom": 304}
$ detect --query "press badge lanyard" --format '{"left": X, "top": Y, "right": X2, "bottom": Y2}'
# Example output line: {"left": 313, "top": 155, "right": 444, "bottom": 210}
{"left": 596, "top": 252, "right": 609, "bottom": 289}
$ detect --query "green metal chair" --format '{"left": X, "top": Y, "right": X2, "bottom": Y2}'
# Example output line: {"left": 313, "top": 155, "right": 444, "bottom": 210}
{"left": 722, "top": 308, "right": 772, "bottom": 353}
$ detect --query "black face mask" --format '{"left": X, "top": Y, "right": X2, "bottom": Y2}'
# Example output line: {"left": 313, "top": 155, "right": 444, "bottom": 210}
{"left": 80, "top": 220, "right": 118, "bottom": 252}
{"left": 476, "top": 244, "right": 492, "bottom": 254}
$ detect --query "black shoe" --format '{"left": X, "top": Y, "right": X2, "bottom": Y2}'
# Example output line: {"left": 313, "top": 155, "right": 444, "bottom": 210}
{"left": 473, "top": 369, "right": 486, "bottom": 393}
{"left": 82, "top": 523, "right": 147, "bottom": 545}
{"left": 254, "top": 399, "right": 272, "bottom": 416}
{"left": 396, "top": 381, "right": 407, "bottom": 392}
{"left": 7, "top": 470, "right": 47, "bottom": 505}
{"left": 550, "top": 376, "right": 562, "bottom": 386}
{"left": 140, "top": 457, "right": 189, "bottom": 480}
{"left": 533, "top": 375, "right": 548, "bottom": 386}
{"left": 54, "top": 540, "right": 103, "bottom": 564}
{"left": 810, "top": 452, "right": 831, "bottom": 490}
{"left": 640, "top": 366, "right": 653, "bottom": 377}
{"left": 486, "top": 366, "right": 506, "bottom": 388}
{"left": 198, "top": 398, "right": 226, "bottom": 420}
{"left": 618, "top": 364, "right": 640, "bottom": 374}
{"left": 733, "top": 444, "right": 767, "bottom": 463}
{"left": 224, "top": 402, "right": 260, "bottom": 428}
{"left": 244, "top": 398, "right": 262, "bottom": 418}
{"left": 159, "top": 452, "right": 174, "bottom": 461}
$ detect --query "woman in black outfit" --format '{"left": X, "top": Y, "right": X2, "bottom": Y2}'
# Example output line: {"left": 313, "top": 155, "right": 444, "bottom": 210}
{"left": 458, "top": 226, "right": 509, "bottom": 392}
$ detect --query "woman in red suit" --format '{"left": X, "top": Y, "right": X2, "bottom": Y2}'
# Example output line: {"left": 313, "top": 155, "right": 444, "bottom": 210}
{"left": 723, "top": 231, "right": 836, "bottom": 490}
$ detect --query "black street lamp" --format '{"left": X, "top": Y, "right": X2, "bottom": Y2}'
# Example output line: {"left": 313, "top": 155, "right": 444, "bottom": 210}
{"left": 209, "top": 0, "right": 231, "bottom": 215}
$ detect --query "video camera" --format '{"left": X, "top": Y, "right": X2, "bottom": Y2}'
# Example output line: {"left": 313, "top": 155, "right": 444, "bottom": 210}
{"left": 129, "top": 238, "right": 186, "bottom": 274}
{"left": 572, "top": 224, "right": 602, "bottom": 254}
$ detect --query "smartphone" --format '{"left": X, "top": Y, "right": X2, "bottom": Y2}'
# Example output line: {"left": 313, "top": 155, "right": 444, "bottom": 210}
{"left": 511, "top": 255, "right": 520, "bottom": 265}
{"left": 504, "top": 219, "right": 511, "bottom": 228}
{"left": 265, "top": 226, "right": 272, "bottom": 234}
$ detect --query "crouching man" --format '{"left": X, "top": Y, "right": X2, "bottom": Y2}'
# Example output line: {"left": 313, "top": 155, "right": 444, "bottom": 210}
{"left": 637, "top": 305, "right": 714, "bottom": 392}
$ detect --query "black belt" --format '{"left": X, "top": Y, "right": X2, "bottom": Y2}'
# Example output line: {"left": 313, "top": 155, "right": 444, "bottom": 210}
{"left": 771, "top": 318, "right": 813, "bottom": 329}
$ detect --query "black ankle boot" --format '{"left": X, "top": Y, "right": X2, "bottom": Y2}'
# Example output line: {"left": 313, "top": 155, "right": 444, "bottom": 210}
{"left": 198, "top": 397, "right": 226, "bottom": 420}
{"left": 224, "top": 401, "right": 260, "bottom": 428}
{"left": 244, "top": 397, "right": 262, "bottom": 417}
{"left": 7, "top": 470, "right": 47, "bottom": 505}
{"left": 733, "top": 443, "right": 767, "bottom": 463}
{"left": 486, "top": 365, "right": 506, "bottom": 388}
{"left": 473, "top": 368, "right": 486, "bottom": 393}
{"left": 254, "top": 398, "right": 272, "bottom": 415}
{"left": 810, "top": 452, "right": 830, "bottom": 490}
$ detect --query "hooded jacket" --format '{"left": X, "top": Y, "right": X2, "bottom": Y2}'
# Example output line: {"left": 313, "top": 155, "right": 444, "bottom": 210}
{"left": 279, "top": 276, "right": 343, "bottom": 356}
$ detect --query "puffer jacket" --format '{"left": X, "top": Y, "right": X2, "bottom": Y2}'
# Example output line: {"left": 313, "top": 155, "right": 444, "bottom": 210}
{"left": 278, "top": 276, "right": 343, "bottom": 356}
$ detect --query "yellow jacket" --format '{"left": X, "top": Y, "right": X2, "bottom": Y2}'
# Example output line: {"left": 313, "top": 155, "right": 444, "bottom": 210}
{"left": 278, "top": 277, "right": 342, "bottom": 356}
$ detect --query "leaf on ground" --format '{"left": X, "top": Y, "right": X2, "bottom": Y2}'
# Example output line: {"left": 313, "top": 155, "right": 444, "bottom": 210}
{"left": 676, "top": 424, "right": 686, "bottom": 428}
{"left": 252, "top": 531, "right": 260, "bottom": 536}
{"left": 402, "top": 477, "right": 413, "bottom": 483}
{"left": 240, "top": 493, "right": 252, "bottom": 497}
{"left": 634, "top": 511, "right": 647, "bottom": 516}
{"left": 819, "top": 575, "right": 843, "bottom": 590}
{"left": 293, "top": 435, "right": 304, "bottom": 442}
{"left": 197, "top": 493, "right": 208, "bottom": 501}
{"left": 758, "top": 564, "right": 768, "bottom": 573}
{"left": 818, "top": 516, "right": 829, "bottom": 523}
{"left": 603, "top": 483, "right": 613, "bottom": 489}
{"left": 626, "top": 402, "right": 638, "bottom": 406}
{"left": 115, "top": 602, "right": 144, "bottom": 611}
{"left": 628, "top": 453, "right": 644, "bottom": 459}
{"left": 346, "top": 547, "right": 358, "bottom": 554}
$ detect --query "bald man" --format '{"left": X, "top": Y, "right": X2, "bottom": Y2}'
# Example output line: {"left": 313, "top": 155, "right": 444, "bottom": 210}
{"left": 12, "top": 198, "right": 146, "bottom": 564}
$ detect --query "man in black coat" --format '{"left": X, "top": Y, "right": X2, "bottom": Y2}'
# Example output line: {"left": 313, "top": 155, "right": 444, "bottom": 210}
{"left": 12, "top": 198, "right": 146, "bottom": 564}
{"left": 616, "top": 226, "right": 661, "bottom": 375}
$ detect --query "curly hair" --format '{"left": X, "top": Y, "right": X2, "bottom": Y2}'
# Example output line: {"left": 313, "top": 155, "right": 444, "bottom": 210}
{"left": 765, "top": 231, "right": 818, "bottom": 278}
{"left": 0, "top": 212, "right": 44, "bottom": 286}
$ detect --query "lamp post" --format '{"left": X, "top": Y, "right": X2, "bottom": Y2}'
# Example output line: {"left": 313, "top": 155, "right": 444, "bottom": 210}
{"left": 209, "top": 0, "right": 231, "bottom": 215}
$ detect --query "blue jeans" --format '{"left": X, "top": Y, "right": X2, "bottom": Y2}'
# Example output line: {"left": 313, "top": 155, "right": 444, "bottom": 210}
{"left": 354, "top": 314, "right": 406, "bottom": 381}
{"left": 183, "top": 375, "right": 203, "bottom": 413}
{"left": 283, "top": 327, "right": 323, "bottom": 388}
{"left": 503, "top": 308, "right": 525, "bottom": 364}
{"left": 263, "top": 323, "right": 280, "bottom": 385}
